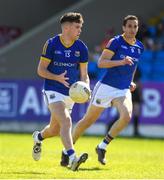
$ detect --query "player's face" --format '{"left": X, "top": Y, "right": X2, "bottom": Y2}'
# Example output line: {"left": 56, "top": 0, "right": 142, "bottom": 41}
{"left": 123, "top": 20, "right": 138, "bottom": 38}
{"left": 68, "top": 22, "right": 83, "bottom": 40}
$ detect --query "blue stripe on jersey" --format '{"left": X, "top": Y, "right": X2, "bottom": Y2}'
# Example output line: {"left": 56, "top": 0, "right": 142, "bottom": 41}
{"left": 41, "top": 35, "right": 88, "bottom": 95}
{"left": 100, "top": 35, "right": 144, "bottom": 89}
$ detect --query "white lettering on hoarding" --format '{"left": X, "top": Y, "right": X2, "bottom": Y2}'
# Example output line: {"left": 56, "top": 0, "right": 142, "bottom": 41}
{"left": 142, "top": 89, "right": 161, "bottom": 117}
{"left": 20, "top": 87, "right": 40, "bottom": 115}
{"left": 0, "top": 83, "right": 18, "bottom": 117}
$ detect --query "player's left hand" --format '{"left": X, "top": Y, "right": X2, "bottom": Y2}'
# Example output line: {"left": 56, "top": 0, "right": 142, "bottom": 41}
{"left": 130, "top": 82, "right": 136, "bottom": 92}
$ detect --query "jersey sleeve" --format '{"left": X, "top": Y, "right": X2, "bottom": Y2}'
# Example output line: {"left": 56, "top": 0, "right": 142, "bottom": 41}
{"left": 79, "top": 42, "right": 88, "bottom": 63}
{"left": 105, "top": 38, "right": 119, "bottom": 55}
{"left": 40, "top": 39, "right": 54, "bottom": 62}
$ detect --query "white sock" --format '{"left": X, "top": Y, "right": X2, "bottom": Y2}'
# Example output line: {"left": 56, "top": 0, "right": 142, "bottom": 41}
{"left": 69, "top": 153, "right": 76, "bottom": 165}
{"left": 33, "top": 131, "right": 41, "bottom": 143}
{"left": 98, "top": 141, "right": 108, "bottom": 150}
{"left": 63, "top": 149, "right": 67, "bottom": 155}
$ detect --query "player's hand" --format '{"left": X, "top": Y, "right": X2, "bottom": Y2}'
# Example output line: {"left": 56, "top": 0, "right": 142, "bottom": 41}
{"left": 122, "top": 56, "right": 134, "bottom": 66}
{"left": 130, "top": 82, "right": 136, "bottom": 92}
{"left": 57, "top": 70, "right": 70, "bottom": 88}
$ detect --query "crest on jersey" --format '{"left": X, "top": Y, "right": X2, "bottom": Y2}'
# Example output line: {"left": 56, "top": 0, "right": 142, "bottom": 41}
{"left": 75, "top": 51, "right": 80, "bottom": 57}
{"left": 130, "top": 47, "right": 135, "bottom": 53}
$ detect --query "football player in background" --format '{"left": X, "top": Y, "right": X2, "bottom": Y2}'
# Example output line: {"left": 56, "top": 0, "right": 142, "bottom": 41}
{"left": 32, "top": 12, "right": 90, "bottom": 171}
{"left": 71, "top": 15, "right": 144, "bottom": 165}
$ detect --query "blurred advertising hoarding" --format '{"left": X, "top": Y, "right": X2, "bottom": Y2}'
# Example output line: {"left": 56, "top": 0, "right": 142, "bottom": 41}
{"left": 0, "top": 80, "right": 163, "bottom": 125}
{"left": 0, "top": 80, "right": 164, "bottom": 125}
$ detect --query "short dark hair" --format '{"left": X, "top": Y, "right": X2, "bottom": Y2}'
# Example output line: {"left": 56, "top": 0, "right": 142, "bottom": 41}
{"left": 123, "top": 15, "right": 138, "bottom": 26}
{"left": 60, "top": 12, "right": 83, "bottom": 24}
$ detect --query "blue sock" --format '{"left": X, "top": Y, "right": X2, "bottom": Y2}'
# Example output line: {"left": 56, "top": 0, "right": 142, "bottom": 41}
{"left": 38, "top": 133, "right": 44, "bottom": 141}
{"left": 103, "top": 139, "right": 109, "bottom": 144}
{"left": 103, "top": 134, "right": 113, "bottom": 144}
{"left": 67, "top": 149, "right": 75, "bottom": 157}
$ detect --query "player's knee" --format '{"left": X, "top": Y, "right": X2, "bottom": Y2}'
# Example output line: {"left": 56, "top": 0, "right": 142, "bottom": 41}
{"left": 120, "top": 111, "right": 132, "bottom": 123}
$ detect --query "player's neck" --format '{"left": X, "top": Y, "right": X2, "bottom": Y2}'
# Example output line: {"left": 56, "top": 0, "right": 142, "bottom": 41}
{"left": 60, "top": 34, "right": 74, "bottom": 46}
{"left": 122, "top": 34, "right": 136, "bottom": 45}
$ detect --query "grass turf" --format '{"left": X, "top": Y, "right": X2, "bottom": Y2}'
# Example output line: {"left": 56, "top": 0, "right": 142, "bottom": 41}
{"left": 0, "top": 133, "right": 164, "bottom": 179}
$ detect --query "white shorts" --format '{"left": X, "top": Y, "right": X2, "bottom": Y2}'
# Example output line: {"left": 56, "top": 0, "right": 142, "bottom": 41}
{"left": 42, "top": 90, "right": 74, "bottom": 114}
{"left": 91, "top": 82, "right": 131, "bottom": 108}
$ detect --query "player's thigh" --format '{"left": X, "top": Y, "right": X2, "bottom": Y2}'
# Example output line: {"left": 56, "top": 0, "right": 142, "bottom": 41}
{"left": 48, "top": 102, "right": 71, "bottom": 126}
{"left": 112, "top": 96, "right": 133, "bottom": 118}
{"left": 83, "top": 104, "right": 104, "bottom": 123}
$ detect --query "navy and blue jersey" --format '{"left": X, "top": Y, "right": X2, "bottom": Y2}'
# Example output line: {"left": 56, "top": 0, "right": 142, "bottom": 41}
{"left": 100, "top": 35, "right": 144, "bottom": 89}
{"left": 40, "top": 34, "right": 88, "bottom": 95}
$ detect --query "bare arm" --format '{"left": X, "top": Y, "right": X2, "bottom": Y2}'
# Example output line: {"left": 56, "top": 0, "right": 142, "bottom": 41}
{"left": 98, "top": 49, "right": 134, "bottom": 68}
{"left": 79, "top": 62, "right": 90, "bottom": 87}
{"left": 131, "top": 67, "right": 137, "bottom": 82}
{"left": 37, "top": 58, "right": 70, "bottom": 87}
{"left": 130, "top": 67, "right": 138, "bottom": 92}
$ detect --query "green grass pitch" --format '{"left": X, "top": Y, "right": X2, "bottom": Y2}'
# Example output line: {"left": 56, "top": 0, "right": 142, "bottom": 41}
{"left": 0, "top": 133, "right": 164, "bottom": 179}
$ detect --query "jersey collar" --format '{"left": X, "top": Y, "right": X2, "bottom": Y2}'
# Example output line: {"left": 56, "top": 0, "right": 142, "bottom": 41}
{"left": 59, "top": 34, "right": 75, "bottom": 48}
{"left": 122, "top": 33, "right": 136, "bottom": 45}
